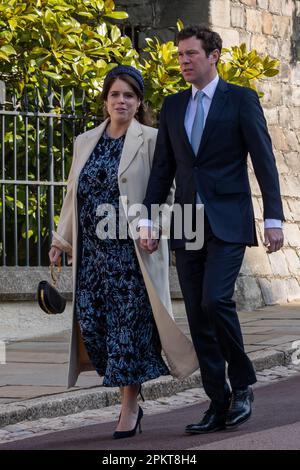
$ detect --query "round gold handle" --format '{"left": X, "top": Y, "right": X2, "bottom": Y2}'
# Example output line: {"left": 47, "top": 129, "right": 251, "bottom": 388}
{"left": 50, "top": 259, "right": 62, "bottom": 286}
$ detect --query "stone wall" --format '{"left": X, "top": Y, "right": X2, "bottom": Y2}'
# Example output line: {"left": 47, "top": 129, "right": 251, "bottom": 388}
{"left": 209, "top": 0, "right": 300, "bottom": 306}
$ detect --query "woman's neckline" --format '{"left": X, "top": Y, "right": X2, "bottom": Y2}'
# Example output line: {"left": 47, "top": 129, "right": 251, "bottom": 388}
{"left": 103, "top": 130, "right": 125, "bottom": 140}
{"left": 104, "top": 123, "right": 126, "bottom": 140}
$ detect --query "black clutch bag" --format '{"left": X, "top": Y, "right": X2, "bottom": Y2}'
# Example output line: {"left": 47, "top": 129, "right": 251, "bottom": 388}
{"left": 37, "top": 264, "right": 66, "bottom": 315}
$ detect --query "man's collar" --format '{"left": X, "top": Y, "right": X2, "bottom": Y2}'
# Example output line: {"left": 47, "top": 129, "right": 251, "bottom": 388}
{"left": 191, "top": 75, "right": 219, "bottom": 99}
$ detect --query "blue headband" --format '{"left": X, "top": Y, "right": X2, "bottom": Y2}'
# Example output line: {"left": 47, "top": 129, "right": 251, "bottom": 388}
{"left": 105, "top": 65, "right": 144, "bottom": 95}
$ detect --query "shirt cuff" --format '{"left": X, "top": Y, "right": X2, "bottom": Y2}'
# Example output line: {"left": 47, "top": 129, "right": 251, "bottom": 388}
{"left": 264, "top": 219, "right": 282, "bottom": 229}
{"left": 138, "top": 219, "right": 154, "bottom": 229}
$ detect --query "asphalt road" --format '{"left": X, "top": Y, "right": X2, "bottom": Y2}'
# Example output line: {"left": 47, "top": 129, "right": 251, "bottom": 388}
{"left": 1, "top": 374, "right": 300, "bottom": 451}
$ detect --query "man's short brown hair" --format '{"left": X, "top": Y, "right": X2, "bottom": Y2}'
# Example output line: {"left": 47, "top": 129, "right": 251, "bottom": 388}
{"left": 177, "top": 25, "right": 222, "bottom": 57}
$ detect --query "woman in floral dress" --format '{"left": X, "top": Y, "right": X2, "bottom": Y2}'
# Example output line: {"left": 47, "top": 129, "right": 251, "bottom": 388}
{"left": 49, "top": 65, "right": 198, "bottom": 440}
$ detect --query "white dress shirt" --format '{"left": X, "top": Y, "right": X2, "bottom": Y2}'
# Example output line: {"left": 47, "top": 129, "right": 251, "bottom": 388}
{"left": 184, "top": 75, "right": 219, "bottom": 141}
{"left": 140, "top": 75, "right": 282, "bottom": 230}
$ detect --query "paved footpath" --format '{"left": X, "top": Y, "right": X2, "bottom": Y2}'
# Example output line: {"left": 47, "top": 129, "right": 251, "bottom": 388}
{"left": 0, "top": 362, "right": 300, "bottom": 448}
{"left": 0, "top": 303, "right": 300, "bottom": 428}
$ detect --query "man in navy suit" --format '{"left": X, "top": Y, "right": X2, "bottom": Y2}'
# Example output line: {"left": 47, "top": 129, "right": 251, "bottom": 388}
{"left": 139, "top": 25, "right": 284, "bottom": 433}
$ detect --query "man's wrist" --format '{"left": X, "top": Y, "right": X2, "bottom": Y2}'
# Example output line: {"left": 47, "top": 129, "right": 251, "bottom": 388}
{"left": 138, "top": 219, "right": 153, "bottom": 229}
{"left": 264, "top": 219, "right": 282, "bottom": 229}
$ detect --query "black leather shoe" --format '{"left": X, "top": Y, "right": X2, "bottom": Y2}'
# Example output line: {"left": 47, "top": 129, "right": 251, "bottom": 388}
{"left": 225, "top": 387, "right": 254, "bottom": 429}
{"left": 185, "top": 408, "right": 226, "bottom": 434}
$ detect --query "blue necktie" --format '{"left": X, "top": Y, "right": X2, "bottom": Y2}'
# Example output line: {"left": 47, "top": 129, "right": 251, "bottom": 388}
{"left": 191, "top": 90, "right": 205, "bottom": 155}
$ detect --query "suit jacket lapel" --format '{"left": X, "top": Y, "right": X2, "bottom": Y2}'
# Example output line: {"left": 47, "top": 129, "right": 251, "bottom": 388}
{"left": 118, "top": 118, "right": 143, "bottom": 177}
{"left": 178, "top": 88, "right": 195, "bottom": 161}
{"left": 196, "top": 78, "right": 229, "bottom": 158}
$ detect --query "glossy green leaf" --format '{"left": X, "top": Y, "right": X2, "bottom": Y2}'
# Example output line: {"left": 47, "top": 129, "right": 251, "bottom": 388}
{"left": 41, "top": 71, "right": 63, "bottom": 80}
{"left": 0, "top": 50, "right": 9, "bottom": 61}
{"left": 1, "top": 44, "right": 17, "bottom": 55}
{"left": 110, "top": 25, "right": 121, "bottom": 43}
{"left": 104, "top": 11, "right": 128, "bottom": 19}
{"left": 177, "top": 19, "right": 184, "bottom": 31}
{"left": 263, "top": 69, "right": 279, "bottom": 77}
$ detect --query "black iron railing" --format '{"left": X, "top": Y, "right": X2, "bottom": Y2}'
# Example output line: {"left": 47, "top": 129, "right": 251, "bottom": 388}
{"left": 0, "top": 80, "right": 99, "bottom": 266}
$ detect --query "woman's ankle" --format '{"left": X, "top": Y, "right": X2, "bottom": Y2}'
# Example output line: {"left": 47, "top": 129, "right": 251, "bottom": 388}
{"left": 121, "top": 401, "right": 139, "bottom": 414}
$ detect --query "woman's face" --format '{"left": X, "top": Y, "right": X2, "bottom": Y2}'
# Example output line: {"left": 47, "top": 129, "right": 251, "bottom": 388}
{"left": 105, "top": 78, "right": 140, "bottom": 125}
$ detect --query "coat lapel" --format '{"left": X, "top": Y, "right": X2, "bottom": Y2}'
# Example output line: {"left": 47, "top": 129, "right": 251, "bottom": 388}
{"left": 178, "top": 88, "right": 195, "bottom": 161}
{"left": 196, "top": 78, "right": 229, "bottom": 158}
{"left": 73, "top": 117, "right": 143, "bottom": 181}
{"left": 74, "top": 119, "right": 108, "bottom": 178}
{"left": 118, "top": 118, "right": 143, "bottom": 177}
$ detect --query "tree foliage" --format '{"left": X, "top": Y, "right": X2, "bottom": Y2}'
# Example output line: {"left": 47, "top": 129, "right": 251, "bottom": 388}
{"left": 0, "top": 2, "right": 279, "bottom": 110}
{"left": 0, "top": 0, "right": 139, "bottom": 114}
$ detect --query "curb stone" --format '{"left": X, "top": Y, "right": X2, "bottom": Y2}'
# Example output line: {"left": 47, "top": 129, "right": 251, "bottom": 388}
{"left": 0, "top": 345, "right": 295, "bottom": 428}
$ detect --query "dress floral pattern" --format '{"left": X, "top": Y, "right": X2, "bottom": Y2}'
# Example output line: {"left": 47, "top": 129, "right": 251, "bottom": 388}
{"left": 75, "top": 131, "right": 169, "bottom": 387}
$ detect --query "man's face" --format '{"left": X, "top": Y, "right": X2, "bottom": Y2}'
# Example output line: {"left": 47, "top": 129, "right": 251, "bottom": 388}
{"left": 178, "top": 36, "right": 218, "bottom": 85}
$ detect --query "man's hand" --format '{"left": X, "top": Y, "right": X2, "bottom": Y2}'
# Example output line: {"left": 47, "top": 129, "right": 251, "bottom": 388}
{"left": 264, "top": 228, "right": 284, "bottom": 253}
{"left": 139, "top": 226, "right": 159, "bottom": 254}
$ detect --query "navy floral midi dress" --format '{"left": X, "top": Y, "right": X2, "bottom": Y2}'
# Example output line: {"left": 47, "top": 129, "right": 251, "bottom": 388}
{"left": 75, "top": 131, "right": 169, "bottom": 387}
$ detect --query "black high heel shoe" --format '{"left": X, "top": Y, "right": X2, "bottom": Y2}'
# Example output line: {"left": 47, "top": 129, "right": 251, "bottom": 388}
{"left": 113, "top": 406, "right": 143, "bottom": 439}
{"left": 138, "top": 384, "right": 145, "bottom": 402}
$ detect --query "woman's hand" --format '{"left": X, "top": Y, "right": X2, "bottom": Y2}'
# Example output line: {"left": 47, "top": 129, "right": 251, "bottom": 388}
{"left": 49, "top": 246, "right": 62, "bottom": 265}
{"left": 139, "top": 226, "right": 159, "bottom": 254}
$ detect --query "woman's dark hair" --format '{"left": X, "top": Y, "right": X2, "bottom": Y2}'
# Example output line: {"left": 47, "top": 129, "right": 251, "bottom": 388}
{"left": 101, "top": 74, "right": 152, "bottom": 126}
{"left": 177, "top": 25, "right": 222, "bottom": 61}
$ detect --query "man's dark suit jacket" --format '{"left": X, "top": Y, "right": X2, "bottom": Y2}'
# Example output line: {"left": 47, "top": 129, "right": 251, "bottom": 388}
{"left": 143, "top": 78, "right": 284, "bottom": 249}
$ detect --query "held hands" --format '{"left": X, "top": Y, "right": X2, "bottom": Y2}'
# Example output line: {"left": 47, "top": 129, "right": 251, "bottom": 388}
{"left": 49, "top": 246, "right": 62, "bottom": 265}
{"left": 139, "top": 226, "right": 159, "bottom": 254}
{"left": 264, "top": 228, "right": 284, "bottom": 253}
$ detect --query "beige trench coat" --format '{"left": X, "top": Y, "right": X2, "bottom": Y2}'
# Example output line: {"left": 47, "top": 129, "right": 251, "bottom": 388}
{"left": 52, "top": 118, "right": 198, "bottom": 388}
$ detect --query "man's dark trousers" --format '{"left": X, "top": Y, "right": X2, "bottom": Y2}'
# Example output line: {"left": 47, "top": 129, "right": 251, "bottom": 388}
{"left": 175, "top": 215, "right": 257, "bottom": 412}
